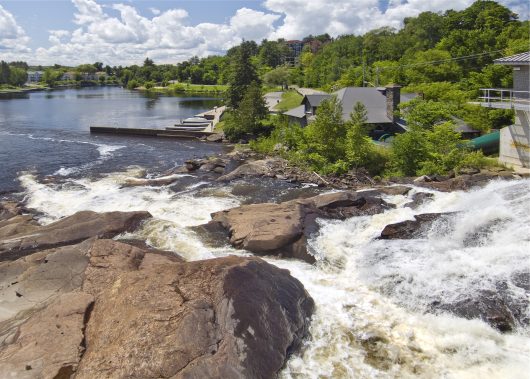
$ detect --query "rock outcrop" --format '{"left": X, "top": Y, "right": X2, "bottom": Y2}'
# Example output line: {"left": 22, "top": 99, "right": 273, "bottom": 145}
{"left": 205, "top": 191, "right": 390, "bottom": 263}
{"left": 379, "top": 213, "right": 454, "bottom": 239}
{"left": 414, "top": 169, "right": 521, "bottom": 192}
{"left": 0, "top": 239, "right": 314, "bottom": 379}
{"left": 0, "top": 210, "right": 152, "bottom": 261}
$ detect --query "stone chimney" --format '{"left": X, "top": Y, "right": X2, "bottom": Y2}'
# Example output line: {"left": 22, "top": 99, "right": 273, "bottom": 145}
{"left": 385, "top": 84, "right": 401, "bottom": 122}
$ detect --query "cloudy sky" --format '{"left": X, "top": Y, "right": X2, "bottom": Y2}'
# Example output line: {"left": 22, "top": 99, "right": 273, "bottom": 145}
{"left": 0, "top": 0, "right": 528, "bottom": 66}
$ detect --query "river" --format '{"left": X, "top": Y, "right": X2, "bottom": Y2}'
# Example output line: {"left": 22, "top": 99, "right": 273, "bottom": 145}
{"left": 1, "top": 87, "right": 529, "bottom": 378}
{"left": 0, "top": 86, "right": 224, "bottom": 193}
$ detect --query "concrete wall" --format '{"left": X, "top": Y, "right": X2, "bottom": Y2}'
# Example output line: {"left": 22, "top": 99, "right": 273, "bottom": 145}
{"left": 499, "top": 109, "right": 530, "bottom": 168}
{"left": 513, "top": 66, "right": 529, "bottom": 98}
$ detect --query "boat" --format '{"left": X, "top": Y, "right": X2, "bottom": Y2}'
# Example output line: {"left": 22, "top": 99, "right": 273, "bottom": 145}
{"left": 166, "top": 116, "right": 211, "bottom": 131}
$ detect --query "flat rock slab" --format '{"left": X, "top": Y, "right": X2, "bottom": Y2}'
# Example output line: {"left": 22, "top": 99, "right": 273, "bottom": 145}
{"left": 0, "top": 239, "right": 314, "bottom": 379}
{"left": 0, "top": 210, "right": 152, "bottom": 261}
{"left": 0, "top": 292, "right": 94, "bottom": 379}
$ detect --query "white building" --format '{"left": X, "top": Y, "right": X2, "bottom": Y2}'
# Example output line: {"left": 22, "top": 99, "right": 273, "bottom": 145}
{"left": 480, "top": 52, "right": 530, "bottom": 170}
{"left": 26, "top": 71, "right": 43, "bottom": 83}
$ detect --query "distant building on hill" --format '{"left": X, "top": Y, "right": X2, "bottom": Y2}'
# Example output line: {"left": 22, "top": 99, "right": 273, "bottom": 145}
{"left": 26, "top": 71, "right": 43, "bottom": 83}
{"left": 284, "top": 85, "right": 417, "bottom": 138}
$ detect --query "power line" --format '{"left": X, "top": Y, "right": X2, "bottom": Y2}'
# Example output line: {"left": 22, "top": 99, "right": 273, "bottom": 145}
{"left": 376, "top": 49, "right": 507, "bottom": 70}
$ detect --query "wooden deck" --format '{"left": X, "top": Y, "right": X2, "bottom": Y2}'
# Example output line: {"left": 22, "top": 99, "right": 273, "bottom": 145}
{"left": 89, "top": 126, "right": 215, "bottom": 139}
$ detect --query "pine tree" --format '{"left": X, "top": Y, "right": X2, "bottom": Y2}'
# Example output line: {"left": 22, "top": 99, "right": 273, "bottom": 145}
{"left": 345, "top": 102, "right": 372, "bottom": 168}
{"left": 224, "top": 82, "right": 268, "bottom": 141}
{"left": 226, "top": 41, "right": 260, "bottom": 109}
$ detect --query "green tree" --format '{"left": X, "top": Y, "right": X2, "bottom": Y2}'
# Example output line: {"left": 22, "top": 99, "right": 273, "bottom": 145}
{"left": 226, "top": 41, "right": 261, "bottom": 109}
{"left": 263, "top": 65, "right": 290, "bottom": 89}
{"left": 42, "top": 68, "right": 61, "bottom": 86}
{"left": 404, "top": 49, "right": 462, "bottom": 84}
{"left": 224, "top": 82, "right": 268, "bottom": 141}
{"left": 345, "top": 102, "right": 372, "bottom": 168}
{"left": 418, "top": 122, "right": 469, "bottom": 175}
{"left": 0, "top": 61, "right": 11, "bottom": 84}
{"left": 390, "top": 126, "right": 428, "bottom": 176}
{"left": 9, "top": 67, "right": 27, "bottom": 86}
{"left": 400, "top": 99, "right": 453, "bottom": 129}
{"left": 302, "top": 96, "right": 346, "bottom": 170}
{"left": 76, "top": 64, "right": 97, "bottom": 74}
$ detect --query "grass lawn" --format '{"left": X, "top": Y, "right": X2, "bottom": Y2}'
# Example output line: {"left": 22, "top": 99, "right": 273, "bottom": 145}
{"left": 273, "top": 90, "right": 303, "bottom": 112}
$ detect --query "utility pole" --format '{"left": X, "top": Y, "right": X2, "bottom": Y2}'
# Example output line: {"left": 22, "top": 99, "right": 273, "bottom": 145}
{"left": 362, "top": 62, "right": 365, "bottom": 87}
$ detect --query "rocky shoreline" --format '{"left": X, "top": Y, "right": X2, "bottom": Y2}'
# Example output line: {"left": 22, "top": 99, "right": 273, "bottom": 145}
{"left": 0, "top": 204, "right": 314, "bottom": 378}
{"left": 0, "top": 149, "right": 527, "bottom": 377}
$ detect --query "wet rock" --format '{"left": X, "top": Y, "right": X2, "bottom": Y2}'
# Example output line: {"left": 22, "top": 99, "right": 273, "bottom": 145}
{"left": 185, "top": 159, "right": 202, "bottom": 171}
{"left": 0, "top": 210, "right": 152, "bottom": 261}
{"left": 0, "top": 201, "right": 22, "bottom": 222}
{"left": 206, "top": 133, "right": 224, "bottom": 143}
{"left": 405, "top": 192, "right": 434, "bottom": 209}
{"left": 417, "top": 170, "right": 518, "bottom": 192}
{"left": 123, "top": 174, "right": 182, "bottom": 187}
{"left": 435, "top": 290, "right": 517, "bottom": 332}
{"left": 199, "top": 158, "right": 226, "bottom": 172}
{"left": 380, "top": 213, "right": 454, "bottom": 239}
{"left": 217, "top": 159, "right": 275, "bottom": 182}
{"left": 208, "top": 191, "right": 390, "bottom": 263}
{"left": 458, "top": 167, "right": 480, "bottom": 175}
{"left": 375, "top": 186, "right": 412, "bottom": 196}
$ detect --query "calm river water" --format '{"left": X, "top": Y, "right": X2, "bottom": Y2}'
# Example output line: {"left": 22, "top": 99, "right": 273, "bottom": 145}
{"left": 0, "top": 86, "right": 224, "bottom": 193}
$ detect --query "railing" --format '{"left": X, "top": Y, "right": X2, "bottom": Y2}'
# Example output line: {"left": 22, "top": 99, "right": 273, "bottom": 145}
{"left": 479, "top": 88, "right": 530, "bottom": 110}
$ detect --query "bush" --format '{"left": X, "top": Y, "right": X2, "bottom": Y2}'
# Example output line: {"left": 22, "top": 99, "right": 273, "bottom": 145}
{"left": 127, "top": 79, "right": 139, "bottom": 90}
{"left": 389, "top": 122, "right": 488, "bottom": 176}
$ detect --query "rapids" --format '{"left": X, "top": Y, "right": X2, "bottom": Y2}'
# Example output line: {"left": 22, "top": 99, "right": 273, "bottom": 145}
{"left": 17, "top": 170, "right": 530, "bottom": 378}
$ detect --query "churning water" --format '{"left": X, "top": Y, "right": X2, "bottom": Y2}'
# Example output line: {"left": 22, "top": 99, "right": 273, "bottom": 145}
{"left": 18, "top": 169, "right": 530, "bottom": 379}
{"left": 3, "top": 87, "right": 529, "bottom": 378}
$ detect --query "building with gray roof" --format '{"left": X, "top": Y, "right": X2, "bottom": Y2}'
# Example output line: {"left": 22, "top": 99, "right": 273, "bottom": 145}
{"left": 285, "top": 84, "right": 417, "bottom": 138}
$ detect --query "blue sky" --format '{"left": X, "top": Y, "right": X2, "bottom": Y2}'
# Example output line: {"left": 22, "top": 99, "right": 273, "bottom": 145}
{"left": 0, "top": 0, "right": 527, "bottom": 65}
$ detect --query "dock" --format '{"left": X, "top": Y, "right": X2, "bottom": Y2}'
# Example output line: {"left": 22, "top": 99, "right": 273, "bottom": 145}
{"left": 194, "top": 105, "right": 226, "bottom": 132}
{"left": 90, "top": 106, "right": 226, "bottom": 139}
{"left": 89, "top": 126, "right": 215, "bottom": 139}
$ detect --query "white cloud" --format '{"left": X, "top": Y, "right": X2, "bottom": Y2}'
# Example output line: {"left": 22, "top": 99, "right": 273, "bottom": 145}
{"left": 2, "top": 0, "right": 527, "bottom": 65}
{"left": 24, "top": 0, "right": 280, "bottom": 65}
{"left": 229, "top": 8, "right": 280, "bottom": 41}
{"left": 0, "top": 4, "right": 30, "bottom": 54}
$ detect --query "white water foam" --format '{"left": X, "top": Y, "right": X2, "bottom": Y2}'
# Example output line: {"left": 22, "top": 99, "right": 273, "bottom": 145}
{"left": 19, "top": 169, "right": 240, "bottom": 260}
{"left": 19, "top": 172, "right": 530, "bottom": 378}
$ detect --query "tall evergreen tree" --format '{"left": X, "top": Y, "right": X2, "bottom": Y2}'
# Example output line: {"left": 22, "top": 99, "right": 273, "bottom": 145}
{"left": 226, "top": 41, "right": 260, "bottom": 109}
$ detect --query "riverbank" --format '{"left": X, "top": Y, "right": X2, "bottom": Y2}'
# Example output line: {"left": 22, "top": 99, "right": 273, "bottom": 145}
{"left": 137, "top": 83, "right": 228, "bottom": 94}
{"left": 0, "top": 84, "right": 48, "bottom": 94}
{"left": 0, "top": 83, "right": 123, "bottom": 94}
